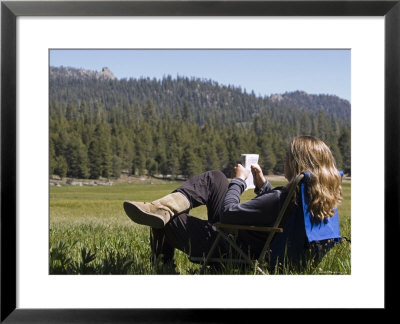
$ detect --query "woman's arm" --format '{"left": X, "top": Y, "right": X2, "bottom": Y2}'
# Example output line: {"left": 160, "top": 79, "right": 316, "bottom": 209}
{"left": 221, "top": 178, "right": 286, "bottom": 226}
{"left": 254, "top": 180, "right": 274, "bottom": 196}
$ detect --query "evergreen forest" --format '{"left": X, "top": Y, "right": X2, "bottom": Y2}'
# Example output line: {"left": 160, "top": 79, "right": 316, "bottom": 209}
{"left": 49, "top": 66, "right": 351, "bottom": 180}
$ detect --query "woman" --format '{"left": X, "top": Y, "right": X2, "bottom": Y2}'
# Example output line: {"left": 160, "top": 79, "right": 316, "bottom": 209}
{"left": 123, "top": 135, "right": 342, "bottom": 270}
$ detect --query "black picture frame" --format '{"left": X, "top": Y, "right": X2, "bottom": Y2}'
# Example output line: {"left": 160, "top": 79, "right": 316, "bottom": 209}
{"left": 1, "top": 0, "right": 398, "bottom": 321}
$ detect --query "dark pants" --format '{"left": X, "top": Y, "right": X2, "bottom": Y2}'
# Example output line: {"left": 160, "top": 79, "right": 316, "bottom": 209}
{"left": 150, "top": 170, "right": 230, "bottom": 262}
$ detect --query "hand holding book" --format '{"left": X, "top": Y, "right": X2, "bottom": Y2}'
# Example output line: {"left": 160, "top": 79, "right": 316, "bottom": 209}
{"left": 250, "top": 164, "right": 267, "bottom": 190}
{"left": 236, "top": 154, "right": 268, "bottom": 190}
{"left": 234, "top": 163, "right": 250, "bottom": 181}
{"left": 239, "top": 154, "right": 260, "bottom": 190}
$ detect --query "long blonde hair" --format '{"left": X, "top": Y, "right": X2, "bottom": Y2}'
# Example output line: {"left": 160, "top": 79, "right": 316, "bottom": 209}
{"left": 285, "top": 135, "right": 342, "bottom": 221}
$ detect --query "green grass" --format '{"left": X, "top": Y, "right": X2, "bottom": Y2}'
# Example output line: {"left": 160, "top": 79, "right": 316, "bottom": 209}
{"left": 49, "top": 179, "right": 351, "bottom": 275}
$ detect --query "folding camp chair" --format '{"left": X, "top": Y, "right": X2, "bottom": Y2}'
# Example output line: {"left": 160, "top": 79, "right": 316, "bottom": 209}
{"left": 194, "top": 171, "right": 343, "bottom": 274}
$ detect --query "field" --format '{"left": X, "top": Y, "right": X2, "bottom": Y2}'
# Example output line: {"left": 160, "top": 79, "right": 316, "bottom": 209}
{"left": 49, "top": 177, "right": 351, "bottom": 275}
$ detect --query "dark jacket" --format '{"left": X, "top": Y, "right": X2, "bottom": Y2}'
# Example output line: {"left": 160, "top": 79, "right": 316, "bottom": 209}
{"left": 221, "top": 177, "right": 288, "bottom": 226}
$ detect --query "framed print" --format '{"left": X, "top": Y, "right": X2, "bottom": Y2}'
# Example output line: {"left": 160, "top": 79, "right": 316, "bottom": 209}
{"left": 1, "top": 0, "right": 399, "bottom": 321}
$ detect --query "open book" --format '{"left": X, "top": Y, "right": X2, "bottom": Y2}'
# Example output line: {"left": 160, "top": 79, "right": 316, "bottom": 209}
{"left": 240, "top": 154, "right": 259, "bottom": 190}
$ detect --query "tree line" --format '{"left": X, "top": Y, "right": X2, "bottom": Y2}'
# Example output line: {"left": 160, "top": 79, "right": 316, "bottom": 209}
{"left": 49, "top": 98, "right": 351, "bottom": 180}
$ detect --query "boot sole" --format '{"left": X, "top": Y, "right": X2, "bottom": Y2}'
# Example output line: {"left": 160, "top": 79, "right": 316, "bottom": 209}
{"left": 123, "top": 201, "right": 165, "bottom": 229}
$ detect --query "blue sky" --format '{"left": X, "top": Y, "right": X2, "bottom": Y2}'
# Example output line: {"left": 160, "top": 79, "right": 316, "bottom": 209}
{"left": 50, "top": 49, "right": 351, "bottom": 102}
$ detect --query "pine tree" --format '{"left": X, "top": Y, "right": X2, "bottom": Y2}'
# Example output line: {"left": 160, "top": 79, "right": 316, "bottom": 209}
{"left": 66, "top": 134, "right": 89, "bottom": 179}
{"left": 338, "top": 127, "right": 351, "bottom": 175}
{"left": 65, "top": 103, "right": 78, "bottom": 122}
{"left": 98, "top": 125, "right": 113, "bottom": 178}
{"left": 146, "top": 158, "right": 158, "bottom": 176}
{"left": 316, "top": 110, "right": 331, "bottom": 141}
{"left": 142, "top": 99, "right": 158, "bottom": 124}
{"left": 54, "top": 156, "right": 68, "bottom": 179}
{"left": 182, "top": 101, "right": 194, "bottom": 124}
{"left": 214, "top": 137, "right": 229, "bottom": 171}
{"left": 112, "top": 155, "right": 123, "bottom": 178}
{"left": 300, "top": 112, "right": 312, "bottom": 135}
{"left": 132, "top": 138, "right": 146, "bottom": 175}
{"left": 202, "top": 142, "right": 220, "bottom": 171}
{"left": 49, "top": 140, "right": 56, "bottom": 176}
{"left": 258, "top": 135, "right": 277, "bottom": 174}
{"left": 93, "top": 102, "right": 106, "bottom": 124}
{"left": 181, "top": 146, "right": 203, "bottom": 178}
{"left": 88, "top": 139, "right": 102, "bottom": 179}
{"left": 80, "top": 101, "right": 91, "bottom": 124}
{"left": 165, "top": 143, "right": 180, "bottom": 177}
{"left": 330, "top": 141, "right": 343, "bottom": 172}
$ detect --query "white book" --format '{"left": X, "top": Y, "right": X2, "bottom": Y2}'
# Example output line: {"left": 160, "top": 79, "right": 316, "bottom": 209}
{"left": 240, "top": 154, "right": 259, "bottom": 190}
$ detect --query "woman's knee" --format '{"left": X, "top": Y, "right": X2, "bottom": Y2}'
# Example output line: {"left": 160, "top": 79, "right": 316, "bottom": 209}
{"left": 207, "top": 170, "right": 228, "bottom": 183}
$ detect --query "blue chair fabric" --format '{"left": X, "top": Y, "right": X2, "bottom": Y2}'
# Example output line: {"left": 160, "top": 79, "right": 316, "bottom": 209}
{"left": 265, "top": 171, "right": 342, "bottom": 268}
{"left": 301, "top": 171, "right": 342, "bottom": 244}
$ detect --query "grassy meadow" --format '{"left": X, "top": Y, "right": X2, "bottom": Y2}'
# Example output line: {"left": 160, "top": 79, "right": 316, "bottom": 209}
{"left": 49, "top": 177, "right": 351, "bottom": 275}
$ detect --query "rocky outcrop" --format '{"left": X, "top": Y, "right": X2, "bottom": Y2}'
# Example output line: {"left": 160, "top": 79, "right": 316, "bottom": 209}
{"left": 50, "top": 66, "right": 116, "bottom": 81}
{"left": 100, "top": 67, "right": 116, "bottom": 80}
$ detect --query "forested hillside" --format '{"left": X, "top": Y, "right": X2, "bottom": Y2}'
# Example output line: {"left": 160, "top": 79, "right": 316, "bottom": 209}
{"left": 49, "top": 66, "right": 351, "bottom": 180}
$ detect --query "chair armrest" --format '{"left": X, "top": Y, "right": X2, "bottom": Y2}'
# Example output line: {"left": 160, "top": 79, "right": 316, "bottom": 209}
{"left": 213, "top": 223, "right": 283, "bottom": 233}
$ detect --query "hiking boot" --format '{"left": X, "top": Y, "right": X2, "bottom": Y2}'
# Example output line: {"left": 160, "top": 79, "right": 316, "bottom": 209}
{"left": 123, "top": 192, "right": 190, "bottom": 228}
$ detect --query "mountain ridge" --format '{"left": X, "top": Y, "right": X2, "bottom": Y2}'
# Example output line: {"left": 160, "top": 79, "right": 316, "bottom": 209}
{"left": 50, "top": 66, "right": 349, "bottom": 102}
{"left": 50, "top": 66, "right": 350, "bottom": 124}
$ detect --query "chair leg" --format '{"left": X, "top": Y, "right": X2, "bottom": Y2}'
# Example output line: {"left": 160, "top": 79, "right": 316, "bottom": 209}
{"left": 217, "top": 231, "right": 267, "bottom": 274}
{"left": 253, "top": 260, "right": 267, "bottom": 275}
{"left": 200, "top": 232, "right": 222, "bottom": 274}
{"left": 200, "top": 230, "right": 267, "bottom": 275}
